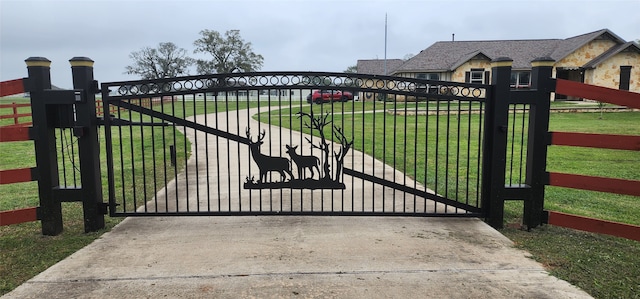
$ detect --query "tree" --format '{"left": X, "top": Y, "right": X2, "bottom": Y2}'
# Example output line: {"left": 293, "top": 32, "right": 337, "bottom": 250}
{"left": 193, "top": 29, "right": 264, "bottom": 74}
{"left": 344, "top": 65, "right": 357, "bottom": 73}
{"left": 125, "top": 42, "right": 193, "bottom": 80}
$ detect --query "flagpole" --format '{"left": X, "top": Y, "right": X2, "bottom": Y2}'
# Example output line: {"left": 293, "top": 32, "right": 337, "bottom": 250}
{"left": 384, "top": 13, "right": 388, "bottom": 75}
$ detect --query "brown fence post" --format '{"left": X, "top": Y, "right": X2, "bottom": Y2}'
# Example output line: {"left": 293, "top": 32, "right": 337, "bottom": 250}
{"left": 523, "top": 57, "right": 555, "bottom": 229}
{"left": 25, "top": 57, "right": 63, "bottom": 236}
{"left": 69, "top": 57, "right": 105, "bottom": 232}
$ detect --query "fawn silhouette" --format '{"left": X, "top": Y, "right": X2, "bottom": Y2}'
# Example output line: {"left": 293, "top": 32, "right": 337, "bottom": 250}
{"left": 285, "top": 144, "right": 321, "bottom": 180}
{"left": 246, "top": 129, "right": 293, "bottom": 183}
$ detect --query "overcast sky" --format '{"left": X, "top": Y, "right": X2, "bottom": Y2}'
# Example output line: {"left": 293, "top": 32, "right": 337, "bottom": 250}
{"left": 1, "top": 0, "right": 639, "bottom": 89}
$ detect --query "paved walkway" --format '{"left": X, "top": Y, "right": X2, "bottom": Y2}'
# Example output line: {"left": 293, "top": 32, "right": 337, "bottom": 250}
{"left": 3, "top": 108, "right": 591, "bottom": 299}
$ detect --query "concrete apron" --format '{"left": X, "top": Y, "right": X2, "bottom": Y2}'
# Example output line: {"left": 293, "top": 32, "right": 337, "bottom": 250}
{"left": 4, "top": 108, "right": 592, "bottom": 299}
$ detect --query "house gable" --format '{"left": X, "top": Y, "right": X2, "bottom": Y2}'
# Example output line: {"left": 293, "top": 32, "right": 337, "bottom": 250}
{"left": 583, "top": 42, "right": 640, "bottom": 69}
{"left": 551, "top": 29, "right": 626, "bottom": 64}
{"left": 451, "top": 55, "right": 492, "bottom": 83}
{"left": 583, "top": 42, "right": 640, "bottom": 91}
{"left": 555, "top": 37, "right": 620, "bottom": 69}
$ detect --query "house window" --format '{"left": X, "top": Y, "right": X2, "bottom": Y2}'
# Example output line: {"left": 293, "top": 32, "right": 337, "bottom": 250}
{"left": 416, "top": 73, "right": 440, "bottom": 80}
{"left": 470, "top": 69, "right": 484, "bottom": 83}
{"left": 465, "top": 68, "right": 489, "bottom": 84}
{"left": 620, "top": 66, "right": 632, "bottom": 91}
{"left": 510, "top": 71, "right": 531, "bottom": 88}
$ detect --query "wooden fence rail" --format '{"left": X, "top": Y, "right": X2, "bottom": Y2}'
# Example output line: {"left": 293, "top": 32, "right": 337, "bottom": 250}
{"left": 0, "top": 78, "right": 39, "bottom": 226}
{"left": 1, "top": 97, "right": 162, "bottom": 127}
{"left": 0, "top": 78, "right": 25, "bottom": 97}
{"left": 545, "top": 79, "right": 640, "bottom": 240}
{"left": 0, "top": 122, "right": 38, "bottom": 226}
{"left": 0, "top": 102, "right": 32, "bottom": 127}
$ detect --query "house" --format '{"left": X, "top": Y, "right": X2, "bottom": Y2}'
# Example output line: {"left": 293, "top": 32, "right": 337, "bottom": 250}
{"left": 357, "top": 29, "right": 640, "bottom": 101}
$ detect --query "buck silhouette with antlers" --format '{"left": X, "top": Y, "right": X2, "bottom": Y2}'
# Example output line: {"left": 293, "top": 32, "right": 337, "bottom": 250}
{"left": 246, "top": 128, "right": 293, "bottom": 183}
{"left": 285, "top": 144, "right": 321, "bottom": 180}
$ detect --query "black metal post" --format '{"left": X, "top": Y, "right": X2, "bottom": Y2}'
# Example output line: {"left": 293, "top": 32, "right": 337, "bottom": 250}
{"left": 70, "top": 57, "right": 105, "bottom": 232}
{"left": 482, "top": 57, "right": 513, "bottom": 229}
{"left": 523, "top": 57, "right": 555, "bottom": 229}
{"left": 26, "top": 57, "right": 63, "bottom": 236}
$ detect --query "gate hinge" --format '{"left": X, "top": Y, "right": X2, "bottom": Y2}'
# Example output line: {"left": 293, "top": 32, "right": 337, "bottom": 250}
{"left": 99, "top": 202, "right": 109, "bottom": 215}
{"left": 90, "top": 80, "right": 101, "bottom": 94}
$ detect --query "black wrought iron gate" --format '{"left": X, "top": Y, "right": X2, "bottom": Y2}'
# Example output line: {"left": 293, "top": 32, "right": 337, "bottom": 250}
{"left": 17, "top": 55, "right": 556, "bottom": 235}
{"left": 101, "top": 72, "right": 489, "bottom": 218}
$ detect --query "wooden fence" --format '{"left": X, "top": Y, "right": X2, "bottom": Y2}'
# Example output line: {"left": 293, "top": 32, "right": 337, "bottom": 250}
{"left": 0, "top": 78, "right": 39, "bottom": 226}
{"left": 546, "top": 79, "right": 640, "bottom": 240}
{"left": 0, "top": 102, "right": 32, "bottom": 127}
{"left": 1, "top": 76, "right": 167, "bottom": 226}
{"left": 2, "top": 95, "right": 162, "bottom": 127}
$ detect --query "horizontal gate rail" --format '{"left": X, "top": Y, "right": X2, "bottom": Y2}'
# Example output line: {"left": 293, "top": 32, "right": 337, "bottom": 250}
{"left": 111, "top": 210, "right": 479, "bottom": 218}
{"left": 103, "top": 71, "right": 489, "bottom": 102}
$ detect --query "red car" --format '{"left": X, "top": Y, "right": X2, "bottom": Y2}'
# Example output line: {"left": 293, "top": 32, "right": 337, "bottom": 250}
{"left": 306, "top": 90, "right": 354, "bottom": 104}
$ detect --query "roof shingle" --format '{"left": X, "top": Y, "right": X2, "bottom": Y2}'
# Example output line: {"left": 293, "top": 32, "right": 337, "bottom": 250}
{"left": 392, "top": 29, "right": 626, "bottom": 73}
{"left": 357, "top": 59, "right": 405, "bottom": 75}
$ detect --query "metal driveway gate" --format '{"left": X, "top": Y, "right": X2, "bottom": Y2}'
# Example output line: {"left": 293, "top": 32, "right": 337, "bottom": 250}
{"left": 101, "top": 72, "right": 489, "bottom": 218}
{"left": 16, "top": 56, "right": 556, "bottom": 235}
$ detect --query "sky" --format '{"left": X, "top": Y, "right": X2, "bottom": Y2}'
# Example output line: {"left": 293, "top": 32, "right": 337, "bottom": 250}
{"left": 1, "top": 0, "right": 639, "bottom": 89}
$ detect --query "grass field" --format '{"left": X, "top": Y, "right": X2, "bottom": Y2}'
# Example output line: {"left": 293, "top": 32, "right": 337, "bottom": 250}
{"left": 1, "top": 97, "right": 638, "bottom": 297}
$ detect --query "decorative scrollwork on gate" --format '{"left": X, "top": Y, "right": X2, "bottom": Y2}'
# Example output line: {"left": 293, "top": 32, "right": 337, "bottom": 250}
{"left": 105, "top": 72, "right": 487, "bottom": 101}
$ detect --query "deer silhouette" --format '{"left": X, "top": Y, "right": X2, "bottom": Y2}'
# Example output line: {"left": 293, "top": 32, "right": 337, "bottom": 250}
{"left": 246, "top": 129, "right": 293, "bottom": 183}
{"left": 285, "top": 144, "right": 321, "bottom": 180}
